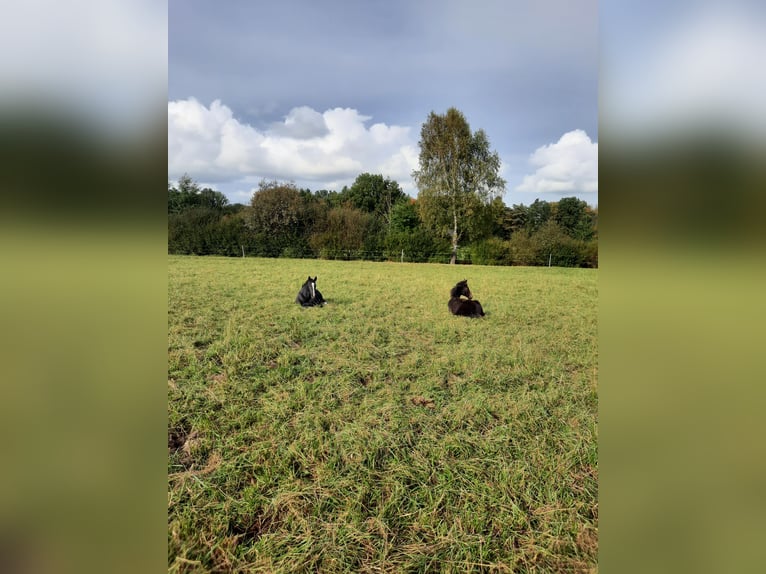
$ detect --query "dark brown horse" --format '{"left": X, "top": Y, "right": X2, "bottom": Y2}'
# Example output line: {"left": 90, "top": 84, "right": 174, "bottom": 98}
{"left": 448, "top": 279, "right": 485, "bottom": 318}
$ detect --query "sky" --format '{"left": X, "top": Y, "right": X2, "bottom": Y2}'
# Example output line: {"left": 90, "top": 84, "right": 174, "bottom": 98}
{"left": 168, "top": 0, "right": 599, "bottom": 207}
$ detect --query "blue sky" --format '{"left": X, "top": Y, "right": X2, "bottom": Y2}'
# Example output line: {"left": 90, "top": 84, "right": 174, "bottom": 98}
{"left": 169, "top": 0, "right": 598, "bottom": 206}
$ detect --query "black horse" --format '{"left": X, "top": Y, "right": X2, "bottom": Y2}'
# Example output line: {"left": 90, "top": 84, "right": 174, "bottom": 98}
{"left": 448, "top": 279, "right": 485, "bottom": 318}
{"left": 295, "top": 276, "right": 326, "bottom": 307}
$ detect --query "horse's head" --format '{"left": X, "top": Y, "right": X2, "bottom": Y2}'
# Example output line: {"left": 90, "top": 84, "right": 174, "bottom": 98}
{"left": 450, "top": 279, "right": 472, "bottom": 299}
{"left": 304, "top": 276, "right": 317, "bottom": 299}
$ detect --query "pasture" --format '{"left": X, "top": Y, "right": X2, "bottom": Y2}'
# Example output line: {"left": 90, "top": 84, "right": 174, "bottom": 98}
{"left": 168, "top": 256, "right": 598, "bottom": 572}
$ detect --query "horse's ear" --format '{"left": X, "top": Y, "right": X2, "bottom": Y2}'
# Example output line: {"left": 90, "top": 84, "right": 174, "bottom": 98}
{"left": 307, "top": 275, "right": 311, "bottom": 280}
{"left": 313, "top": 276, "right": 317, "bottom": 281}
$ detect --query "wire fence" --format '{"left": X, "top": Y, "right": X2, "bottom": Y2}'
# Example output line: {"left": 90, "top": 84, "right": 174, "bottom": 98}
{"left": 168, "top": 244, "right": 597, "bottom": 267}
{"left": 168, "top": 246, "right": 475, "bottom": 264}
{"left": 310, "top": 249, "right": 474, "bottom": 264}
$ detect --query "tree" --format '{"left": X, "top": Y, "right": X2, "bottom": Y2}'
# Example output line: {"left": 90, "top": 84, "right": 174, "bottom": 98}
{"left": 530, "top": 220, "right": 586, "bottom": 267}
{"left": 168, "top": 173, "right": 228, "bottom": 214}
{"left": 470, "top": 237, "right": 511, "bottom": 266}
{"left": 554, "top": 196, "right": 593, "bottom": 240}
{"left": 343, "top": 173, "right": 406, "bottom": 229}
{"left": 247, "top": 180, "right": 308, "bottom": 256}
{"left": 413, "top": 108, "right": 505, "bottom": 263}
{"left": 167, "top": 174, "right": 236, "bottom": 254}
{"left": 168, "top": 173, "right": 200, "bottom": 213}
{"left": 476, "top": 195, "right": 508, "bottom": 241}
{"left": 309, "top": 206, "right": 372, "bottom": 258}
{"left": 197, "top": 187, "right": 229, "bottom": 211}
{"left": 506, "top": 203, "right": 529, "bottom": 237}
{"left": 389, "top": 199, "right": 421, "bottom": 233}
{"left": 177, "top": 173, "right": 200, "bottom": 195}
{"left": 588, "top": 205, "right": 598, "bottom": 240}
{"left": 526, "top": 199, "right": 551, "bottom": 234}
{"left": 312, "top": 188, "right": 344, "bottom": 209}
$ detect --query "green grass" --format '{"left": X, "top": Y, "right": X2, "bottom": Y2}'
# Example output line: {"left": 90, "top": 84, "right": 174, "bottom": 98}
{"left": 168, "top": 256, "right": 598, "bottom": 573}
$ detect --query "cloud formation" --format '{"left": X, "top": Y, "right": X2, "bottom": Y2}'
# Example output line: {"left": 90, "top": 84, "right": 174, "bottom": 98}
{"left": 515, "top": 130, "right": 598, "bottom": 195}
{"left": 168, "top": 98, "right": 419, "bottom": 196}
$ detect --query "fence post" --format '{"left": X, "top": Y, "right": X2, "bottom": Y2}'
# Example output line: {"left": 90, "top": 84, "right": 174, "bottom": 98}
{"left": 401, "top": 249, "right": 404, "bottom": 263}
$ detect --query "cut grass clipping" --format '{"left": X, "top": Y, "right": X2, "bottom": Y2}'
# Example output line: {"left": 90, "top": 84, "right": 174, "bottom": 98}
{"left": 169, "top": 256, "right": 597, "bottom": 573}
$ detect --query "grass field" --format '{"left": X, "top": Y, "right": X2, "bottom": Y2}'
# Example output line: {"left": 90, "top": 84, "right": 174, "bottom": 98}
{"left": 168, "top": 256, "right": 598, "bottom": 573}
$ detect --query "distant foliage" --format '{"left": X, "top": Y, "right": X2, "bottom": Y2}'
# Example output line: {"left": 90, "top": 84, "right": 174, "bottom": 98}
{"left": 390, "top": 199, "right": 421, "bottom": 232}
{"left": 168, "top": 174, "right": 229, "bottom": 214}
{"left": 554, "top": 196, "right": 596, "bottom": 241}
{"left": 470, "top": 237, "right": 512, "bottom": 266}
{"left": 310, "top": 207, "right": 373, "bottom": 257}
{"left": 168, "top": 174, "right": 597, "bottom": 267}
{"left": 344, "top": 173, "right": 406, "bottom": 227}
{"left": 247, "top": 180, "right": 310, "bottom": 257}
{"left": 526, "top": 198, "right": 552, "bottom": 234}
{"left": 385, "top": 228, "right": 450, "bottom": 262}
{"left": 167, "top": 174, "right": 249, "bottom": 255}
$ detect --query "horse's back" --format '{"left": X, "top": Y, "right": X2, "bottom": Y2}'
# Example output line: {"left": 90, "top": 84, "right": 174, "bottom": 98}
{"left": 467, "top": 300, "right": 484, "bottom": 317}
{"left": 449, "top": 297, "right": 484, "bottom": 318}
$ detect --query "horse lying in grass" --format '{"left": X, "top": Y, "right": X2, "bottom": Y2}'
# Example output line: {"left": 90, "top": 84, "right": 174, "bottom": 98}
{"left": 295, "top": 276, "right": 326, "bottom": 307}
{"left": 448, "top": 279, "right": 485, "bottom": 318}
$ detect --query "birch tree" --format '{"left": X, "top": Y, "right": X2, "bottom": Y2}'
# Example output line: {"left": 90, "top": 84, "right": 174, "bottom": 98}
{"left": 412, "top": 108, "right": 505, "bottom": 263}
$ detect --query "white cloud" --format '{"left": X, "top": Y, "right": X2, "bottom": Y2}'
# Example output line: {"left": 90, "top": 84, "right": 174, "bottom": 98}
{"left": 168, "top": 98, "right": 419, "bottom": 194}
{"left": 268, "top": 106, "right": 329, "bottom": 139}
{"left": 515, "top": 130, "right": 598, "bottom": 195}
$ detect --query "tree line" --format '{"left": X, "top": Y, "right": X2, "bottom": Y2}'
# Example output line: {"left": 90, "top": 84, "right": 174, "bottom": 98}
{"left": 168, "top": 108, "right": 597, "bottom": 267}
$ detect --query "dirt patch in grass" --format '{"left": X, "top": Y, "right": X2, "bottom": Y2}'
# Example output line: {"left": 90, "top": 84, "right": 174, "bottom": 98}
{"left": 168, "top": 421, "right": 190, "bottom": 453}
{"left": 356, "top": 372, "right": 372, "bottom": 387}
{"left": 411, "top": 396, "right": 435, "bottom": 408}
{"left": 227, "top": 508, "right": 280, "bottom": 546}
{"left": 576, "top": 525, "right": 599, "bottom": 559}
{"left": 168, "top": 422, "right": 205, "bottom": 470}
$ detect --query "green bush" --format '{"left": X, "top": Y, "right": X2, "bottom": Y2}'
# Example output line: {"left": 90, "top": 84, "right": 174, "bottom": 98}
{"left": 529, "top": 220, "right": 588, "bottom": 267}
{"left": 281, "top": 245, "right": 310, "bottom": 259}
{"left": 385, "top": 229, "right": 449, "bottom": 262}
{"left": 582, "top": 239, "right": 599, "bottom": 268}
{"left": 508, "top": 232, "right": 536, "bottom": 266}
{"left": 469, "top": 237, "right": 511, "bottom": 266}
